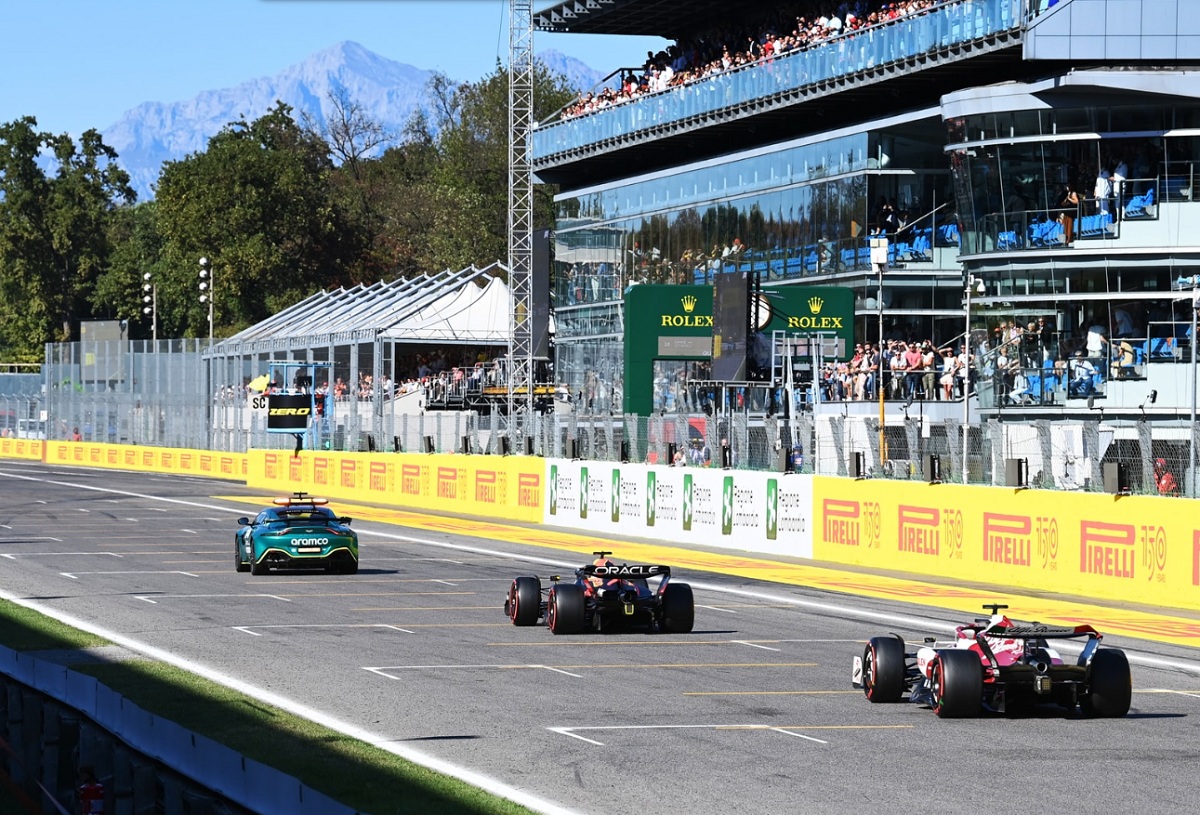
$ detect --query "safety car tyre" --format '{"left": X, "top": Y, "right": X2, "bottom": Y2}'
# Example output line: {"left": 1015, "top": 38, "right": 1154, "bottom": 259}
{"left": 548, "top": 584, "right": 585, "bottom": 635}
{"left": 1081, "top": 648, "right": 1131, "bottom": 718}
{"left": 863, "top": 636, "right": 905, "bottom": 703}
{"left": 250, "top": 557, "right": 268, "bottom": 576}
{"left": 660, "top": 582, "right": 694, "bottom": 633}
{"left": 235, "top": 542, "right": 249, "bottom": 573}
{"left": 509, "top": 576, "right": 541, "bottom": 626}
{"left": 931, "top": 649, "right": 983, "bottom": 718}
{"left": 342, "top": 559, "right": 358, "bottom": 575}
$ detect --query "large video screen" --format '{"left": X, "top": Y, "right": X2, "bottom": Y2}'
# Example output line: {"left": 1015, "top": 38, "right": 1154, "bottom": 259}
{"left": 711, "top": 271, "right": 748, "bottom": 381}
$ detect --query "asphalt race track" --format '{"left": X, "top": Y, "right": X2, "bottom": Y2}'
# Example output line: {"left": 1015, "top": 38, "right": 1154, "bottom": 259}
{"left": 2, "top": 461, "right": 1200, "bottom": 815}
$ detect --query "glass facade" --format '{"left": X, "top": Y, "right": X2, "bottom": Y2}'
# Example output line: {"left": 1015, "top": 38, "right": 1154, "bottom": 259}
{"left": 553, "top": 123, "right": 963, "bottom": 401}
{"left": 534, "top": 0, "right": 1023, "bottom": 159}
{"left": 948, "top": 102, "right": 1200, "bottom": 256}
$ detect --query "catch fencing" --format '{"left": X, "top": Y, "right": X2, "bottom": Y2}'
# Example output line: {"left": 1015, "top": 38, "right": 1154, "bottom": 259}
{"left": 17, "top": 339, "right": 1200, "bottom": 496}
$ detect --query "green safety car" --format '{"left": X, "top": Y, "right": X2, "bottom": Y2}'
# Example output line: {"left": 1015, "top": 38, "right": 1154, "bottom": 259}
{"left": 235, "top": 492, "right": 358, "bottom": 575}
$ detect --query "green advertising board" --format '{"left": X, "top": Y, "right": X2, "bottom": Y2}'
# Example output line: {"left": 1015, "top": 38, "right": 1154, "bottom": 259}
{"left": 622, "top": 283, "right": 854, "bottom": 415}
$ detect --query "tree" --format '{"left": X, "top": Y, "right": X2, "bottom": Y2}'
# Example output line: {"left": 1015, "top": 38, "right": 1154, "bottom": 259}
{"left": 154, "top": 103, "right": 347, "bottom": 336}
{"left": 92, "top": 202, "right": 177, "bottom": 338}
{"left": 0, "top": 117, "right": 134, "bottom": 360}
{"left": 417, "top": 60, "right": 577, "bottom": 272}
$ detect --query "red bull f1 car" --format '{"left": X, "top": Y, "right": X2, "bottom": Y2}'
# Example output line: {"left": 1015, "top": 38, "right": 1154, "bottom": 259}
{"left": 504, "top": 551, "right": 694, "bottom": 634}
{"left": 851, "top": 604, "right": 1131, "bottom": 718}
{"left": 235, "top": 492, "right": 358, "bottom": 575}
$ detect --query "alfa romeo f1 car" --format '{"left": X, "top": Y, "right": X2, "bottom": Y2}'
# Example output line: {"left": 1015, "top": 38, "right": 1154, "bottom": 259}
{"left": 504, "top": 551, "right": 694, "bottom": 634}
{"left": 851, "top": 604, "right": 1131, "bottom": 718}
{"left": 235, "top": 492, "right": 359, "bottom": 575}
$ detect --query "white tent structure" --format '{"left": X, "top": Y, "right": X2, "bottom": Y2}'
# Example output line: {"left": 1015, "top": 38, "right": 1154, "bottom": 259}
{"left": 216, "top": 262, "right": 511, "bottom": 351}
{"left": 382, "top": 275, "right": 511, "bottom": 344}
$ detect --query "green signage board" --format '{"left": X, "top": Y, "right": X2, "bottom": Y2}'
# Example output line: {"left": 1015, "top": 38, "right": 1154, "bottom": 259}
{"left": 621, "top": 282, "right": 854, "bottom": 415}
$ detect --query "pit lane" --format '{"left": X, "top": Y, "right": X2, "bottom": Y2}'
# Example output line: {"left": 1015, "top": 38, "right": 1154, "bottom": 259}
{"left": 2, "top": 461, "right": 1200, "bottom": 815}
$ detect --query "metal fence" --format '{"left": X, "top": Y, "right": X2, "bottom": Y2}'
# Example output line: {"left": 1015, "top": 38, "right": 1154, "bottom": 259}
{"left": 15, "top": 339, "right": 1199, "bottom": 497}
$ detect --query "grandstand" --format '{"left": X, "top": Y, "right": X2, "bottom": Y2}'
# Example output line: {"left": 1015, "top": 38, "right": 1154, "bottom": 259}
{"left": 535, "top": 0, "right": 1200, "bottom": 483}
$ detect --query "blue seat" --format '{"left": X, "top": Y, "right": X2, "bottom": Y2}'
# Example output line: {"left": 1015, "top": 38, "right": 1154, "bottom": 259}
{"left": 1149, "top": 337, "right": 1176, "bottom": 359}
{"left": 1124, "top": 187, "right": 1155, "bottom": 218}
{"left": 934, "top": 223, "right": 960, "bottom": 246}
{"left": 908, "top": 234, "right": 932, "bottom": 261}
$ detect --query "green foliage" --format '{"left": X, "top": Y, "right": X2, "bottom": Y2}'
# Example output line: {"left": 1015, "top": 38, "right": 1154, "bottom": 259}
{"left": 0, "top": 117, "right": 134, "bottom": 358}
{"left": 154, "top": 103, "right": 348, "bottom": 336}
{"left": 1, "top": 58, "right": 582, "bottom": 353}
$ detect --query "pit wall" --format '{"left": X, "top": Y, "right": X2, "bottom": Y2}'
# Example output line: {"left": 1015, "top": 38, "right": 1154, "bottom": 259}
{"left": 542, "top": 460, "right": 814, "bottom": 559}
{"left": 812, "top": 476, "right": 1200, "bottom": 613}
{"left": 244, "top": 449, "right": 545, "bottom": 524}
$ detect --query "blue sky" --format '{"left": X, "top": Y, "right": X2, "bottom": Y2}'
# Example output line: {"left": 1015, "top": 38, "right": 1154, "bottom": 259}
{"left": 0, "top": 0, "right": 666, "bottom": 137}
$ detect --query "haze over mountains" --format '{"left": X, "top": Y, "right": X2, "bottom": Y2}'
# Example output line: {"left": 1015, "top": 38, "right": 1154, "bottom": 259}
{"left": 101, "top": 41, "right": 602, "bottom": 200}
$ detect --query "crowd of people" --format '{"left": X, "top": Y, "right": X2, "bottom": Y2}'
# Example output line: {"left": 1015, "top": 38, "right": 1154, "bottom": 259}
{"left": 560, "top": 0, "right": 946, "bottom": 120}
{"left": 821, "top": 338, "right": 969, "bottom": 402}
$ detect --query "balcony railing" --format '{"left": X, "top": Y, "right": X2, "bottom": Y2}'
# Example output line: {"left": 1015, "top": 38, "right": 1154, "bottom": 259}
{"left": 533, "top": 0, "right": 1024, "bottom": 162}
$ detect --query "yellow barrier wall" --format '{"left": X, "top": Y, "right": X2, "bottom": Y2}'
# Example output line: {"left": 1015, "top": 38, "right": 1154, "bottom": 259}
{"left": 813, "top": 476, "right": 1200, "bottom": 612}
{"left": 0, "top": 438, "right": 43, "bottom": 461}
{"left": 245, "top": 450, "right": 544, "bottom": 523}
{"left": 42, "top": 442, "right": 247, "bottom": 481}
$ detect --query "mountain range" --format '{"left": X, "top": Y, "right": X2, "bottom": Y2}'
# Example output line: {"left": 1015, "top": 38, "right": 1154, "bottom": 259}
{"left": 101, "top": 41, "right": 603, "bottom": 201}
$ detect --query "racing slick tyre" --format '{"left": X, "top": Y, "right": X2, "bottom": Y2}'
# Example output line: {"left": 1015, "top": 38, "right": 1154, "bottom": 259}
{"left": 509, "top": 576, "right": 541, "bottom": 626}
{"left": 235, "top": 543, "right": 250, "bottom": 573}
{"left": 547, "top": 584, "right": 586, "bottom": 635}
{"left": 660, "top": 582, "right": 695, "bottom": 634}
{"left": 250, "top": 557, "right": 268, "bottom": 576}
{"left": 1081, "top": 648, "right": 1132, "bottom": 718}
{"left": 931, "top": 649, "right": 983, "bottom": 718}
{"left": 862, "top": 636, "right": 906, "bottom": 703}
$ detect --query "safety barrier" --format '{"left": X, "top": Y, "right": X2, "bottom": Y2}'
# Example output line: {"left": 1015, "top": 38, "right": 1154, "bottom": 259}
{"left": 813, "top": 475, "right": 1200, "bottom": 612}
{"left": 0, "top": 437, "right": 42, "bottom": 460}
{"left": 42, "top": 441, "right": 247, "bottom": 480}
{"left": 245, "top": 449, "right": 544, "bottom": 524}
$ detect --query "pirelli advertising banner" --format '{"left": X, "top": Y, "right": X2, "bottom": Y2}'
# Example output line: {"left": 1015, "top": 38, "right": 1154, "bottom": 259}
{"left": 42, "top": 442, "right": 247, "bottom": 480}
{"left": 543, "top": 459, "right": 813, "bottom": 558}
{"left": 0, "top": 438, "right": 43, "bottom": 461}
{"left": 245, "top": 450, "right": 544, "bottom": 523}
{"left": 812, "top": 476, "right": 1200, "bottom": 612}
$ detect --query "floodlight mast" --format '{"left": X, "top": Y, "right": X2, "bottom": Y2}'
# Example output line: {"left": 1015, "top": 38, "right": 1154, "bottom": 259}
{"left": 507, "top": 0, "right": 535, "bottom": 441}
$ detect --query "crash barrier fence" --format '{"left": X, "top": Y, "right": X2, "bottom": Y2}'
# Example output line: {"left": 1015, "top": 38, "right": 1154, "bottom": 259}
{"left": 20, "top": 336, "right": 1200, "bottom": 495}
{"left": 809, "top": 414, "right": 1200, "bottom": 496}
{"left": 0, "top": 646, "right": 352, "bottom": 815}
{"left": 0, "top": 394, "right": 44, "bottom": 439}
{"left": 15, "top": 405, "right": 1200, "bottom": 498}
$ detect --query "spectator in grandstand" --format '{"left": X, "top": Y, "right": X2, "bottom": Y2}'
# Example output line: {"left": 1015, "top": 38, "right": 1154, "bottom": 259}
{"left": 1068, "top": 350, "right": 1096, "bottom": 397}
{"left": 1057, "top": 183, "right": 1079, "bottom": 244}
{"left": 1111, "top": 158, "right": 1128, "bottom": 213}
{"left": 1093, "top": 167, "right": 1112, "bottom": 214}
{"left": 920, "top": 341, "right": 937, "bottom": 399}
{"left": 557, "top": 1, "right": 944, "bottom": 121}
{"left": 939, "top": 347, "right": 958, "bottom": 401}
{"left": 1086, "top": 321, "right": 1109, "bottom": 358}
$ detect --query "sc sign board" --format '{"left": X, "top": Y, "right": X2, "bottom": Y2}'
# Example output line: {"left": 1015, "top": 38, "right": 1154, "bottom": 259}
{"left": 266, "top": 394, "right": 312, "bottom": 432}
